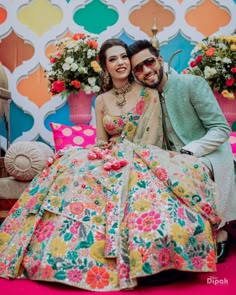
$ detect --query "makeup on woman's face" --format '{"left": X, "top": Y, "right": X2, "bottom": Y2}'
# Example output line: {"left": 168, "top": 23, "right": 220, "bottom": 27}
{"left": 105, "top": 46, "right": 131, "bottom": 80}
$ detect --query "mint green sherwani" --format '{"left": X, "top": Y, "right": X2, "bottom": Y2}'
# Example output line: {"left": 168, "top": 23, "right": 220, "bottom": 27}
{"left": 162, "top": 72, "right": 236, "bottom": 227}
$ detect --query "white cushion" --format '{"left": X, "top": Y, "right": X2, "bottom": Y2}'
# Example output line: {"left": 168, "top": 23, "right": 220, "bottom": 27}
{"left": 4, "top": 141, "right": 54, "bottom": 181}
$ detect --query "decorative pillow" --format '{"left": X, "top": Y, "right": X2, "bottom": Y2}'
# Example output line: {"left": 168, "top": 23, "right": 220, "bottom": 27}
{"left": 50, "top": 122, "right": 96, "bottom": 152}
{"left": 4, "top": 141, "right": 54, "bottom": 181}
{"left": 229, "top": 132, "right": 236, "bottom": 159}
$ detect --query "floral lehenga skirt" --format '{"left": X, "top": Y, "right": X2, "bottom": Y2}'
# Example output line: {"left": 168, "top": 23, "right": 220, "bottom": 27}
{"left": 0, "top": 142, "right": 220, "bottom": 291}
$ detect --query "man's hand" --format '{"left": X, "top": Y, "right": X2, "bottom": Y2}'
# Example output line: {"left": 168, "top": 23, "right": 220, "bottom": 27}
{"left": 168, "top": 150, "right": 178, "bottom": 158}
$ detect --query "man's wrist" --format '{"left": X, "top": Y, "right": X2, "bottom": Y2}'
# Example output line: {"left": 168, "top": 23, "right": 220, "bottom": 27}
{"left": 180, "top": 149, "right": 194, "bottom": 156}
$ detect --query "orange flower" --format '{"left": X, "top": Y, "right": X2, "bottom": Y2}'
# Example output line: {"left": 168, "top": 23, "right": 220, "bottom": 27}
{"left": 69, "top": 202, "right": 85, "bottom": 215}
{"left": 174, "top": 253, "right": 185, "bottom": 269}
{"left": 87, "top": 39, "right": 98, "bottom": 49}
{"left": 206, "top": 47, "right": 216, "bottom": 57}
{"left": 70, "top": 80, "right": 81, "bottom": 89}
{"left": 72, "top": 33, "right": 85, "bottom": 40}
{"left": 86, "top": 265, "right": 110, "bottom": 289}
{"left": 42, "top": 265, "right": 54, "bottom": 279}
{"left": 207, "top": 249, "right": 217, "bottom": 270}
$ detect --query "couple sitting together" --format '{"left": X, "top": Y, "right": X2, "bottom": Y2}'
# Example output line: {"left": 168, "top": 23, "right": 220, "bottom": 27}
{"left": 0, "top": 38, "right": 235, "bottom": 291}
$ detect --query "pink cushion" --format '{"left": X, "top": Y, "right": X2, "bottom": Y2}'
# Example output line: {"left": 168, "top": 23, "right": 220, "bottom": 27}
{"left": 229, "top": 132, "right": 236, "bottom": 159}
{"left": 50, "top": 123, "right": 96, "bottom": 152}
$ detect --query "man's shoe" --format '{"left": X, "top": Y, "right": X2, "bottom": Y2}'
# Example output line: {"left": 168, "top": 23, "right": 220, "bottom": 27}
{"left": 217, "top": 241, "right": 228, "bottom": 263}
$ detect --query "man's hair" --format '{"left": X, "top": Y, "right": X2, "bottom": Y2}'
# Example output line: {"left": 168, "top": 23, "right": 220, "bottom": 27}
{"left": 128, "top": 40, "right": 160, "bottom": 59}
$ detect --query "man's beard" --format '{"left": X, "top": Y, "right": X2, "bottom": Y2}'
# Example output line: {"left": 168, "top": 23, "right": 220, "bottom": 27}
{"left": 142, "top": 66, "right": 164, "bottom": 89}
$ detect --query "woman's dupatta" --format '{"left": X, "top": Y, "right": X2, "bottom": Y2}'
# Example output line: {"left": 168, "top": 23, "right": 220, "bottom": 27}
{"left": 132, "top": 87, "right": 163, "bottom": 148}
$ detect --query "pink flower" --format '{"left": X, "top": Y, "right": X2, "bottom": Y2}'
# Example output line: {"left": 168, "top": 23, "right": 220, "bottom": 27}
{"left": 118, "top": 118, "right": 124, "bottom": 126}
{"left": 201, "top": 203, "right": 213, "bottom": 215}
{"left": 182, "top": 69, "right": 189, "bottom": 74}
{"left": 155, "top": 167, "right": 168, "bottom": 181}
{"left": 87, "top": 152, "right": 97, "bottom": 160}
{"left": 35, "top": 221, "right": 55, "bottom": 242}
{"left": 192, "top": 256, "right": 204, "bottom": 270}
{"left": 118, "top": 263, "right": 130, "bottom": 279}
{"left": 103, "top": 162, "right": 112, "bottom": 170}
{"left": 119, "top": 159, "right": 128, "bottom": 167}
{"left": 158, "top": 248, "right": 171, "bottom": 267}
{"left": 92, "top": 147, "right": 103, "bottom": 159}
{"left": 25, "top": 196, "right": 38, "bottom": 210}
{"left": 67, "top": 269, "right": 83, "bottom": 283}
{"left": 136, "top": 99, "right": 145, "bottom": 115}
{"left": 140, "top": 149, "right": 151, "bottom": 157}
{"left": 111, "top": 161, "right": 121, "bottom": 170}
{"left": 177, "top": 207, "right": 186, "bottom": 220}
{"left": 136, "top": 211, "right": 161, "bottom": 232}
{"left": 70, "top": 221, "right": 81, "bottom": 234}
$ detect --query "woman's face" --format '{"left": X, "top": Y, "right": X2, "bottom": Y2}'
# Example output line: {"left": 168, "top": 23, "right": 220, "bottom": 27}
{"left": 105, "top": 45, "right": 131, "bottom": 82}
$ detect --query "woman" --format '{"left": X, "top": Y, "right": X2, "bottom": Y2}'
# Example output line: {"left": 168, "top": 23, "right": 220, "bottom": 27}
{"left": 0, "top": 39, "right": 220, "bottom": 291}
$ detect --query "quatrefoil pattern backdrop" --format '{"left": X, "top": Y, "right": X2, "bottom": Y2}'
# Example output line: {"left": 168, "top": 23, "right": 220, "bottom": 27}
{"left": 0, "top": 0, "right": 235, "bottom": 148}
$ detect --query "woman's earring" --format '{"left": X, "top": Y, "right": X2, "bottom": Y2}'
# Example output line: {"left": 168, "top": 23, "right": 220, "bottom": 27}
{"left": 104, "top": 72, "right": 110, "bottom": 85}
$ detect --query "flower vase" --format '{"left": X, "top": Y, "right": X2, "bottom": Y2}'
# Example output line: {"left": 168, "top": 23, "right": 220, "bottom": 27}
{"left": 68, "top": 91, "right": 94, "bottom": 125}
{"left": 213, "top": 90, "right": 236, "bottom": 128}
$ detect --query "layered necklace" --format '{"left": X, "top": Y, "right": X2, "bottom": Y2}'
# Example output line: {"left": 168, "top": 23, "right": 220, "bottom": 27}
{"left": 112, "top": 81, "right": 131, "bottom": 107}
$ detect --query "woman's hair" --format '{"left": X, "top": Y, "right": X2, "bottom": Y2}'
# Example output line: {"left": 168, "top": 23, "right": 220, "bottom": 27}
{"left": 98, "top": 38, "right": 133, "bottom": 92}
{"left": 127, "top": 39, "right": 160, "bottom": 59}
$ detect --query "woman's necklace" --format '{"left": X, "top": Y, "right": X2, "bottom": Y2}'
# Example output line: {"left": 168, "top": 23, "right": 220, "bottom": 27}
{"left": 112, "top": 81, "right": 131, "bottom": 107}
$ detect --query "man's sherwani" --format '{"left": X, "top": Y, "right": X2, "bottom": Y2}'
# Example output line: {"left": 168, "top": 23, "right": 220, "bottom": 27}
{"left": 162, "top": 73, "right": 236, "bottom": 227}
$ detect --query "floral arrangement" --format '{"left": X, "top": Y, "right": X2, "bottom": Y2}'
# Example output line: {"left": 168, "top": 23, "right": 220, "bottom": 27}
{"left": 183, "top": 34, "right": 236, "bottom": 99}
{"left": 46, "top": 33, "right": 101, "bottom": 97}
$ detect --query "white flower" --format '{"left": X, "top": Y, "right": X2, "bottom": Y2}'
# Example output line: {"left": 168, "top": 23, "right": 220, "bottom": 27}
{"left": 204, "top": 66, "right": 217, "bottom": 79}
{"left": 65, "top": 57, "right": 74, "bottom": 64}
{"left": 92, "top": 85, "right": 100, "bottom": 93}
{"left": 70, "top": 63, "right": 79, "bottom": 71}
{"left": 87, "top": 49, "right": 96, "bottom": 58}
{"left": 62, "top": 63, "right": 70, "bottom": 71}
{"left": 47, "top": 33, "right": 101, "bottom": 96}
{"left": 78, "top": 67, "right": 87, "bottom": 74}
{"left": 83, "top": 85, "right": 93, "bottom": 94}
{"left": 88, "top": 77, "right": 96, "bottom": 86}
{"left": 185, "top": 34, "right": 236, "bottom": 96}
{"left": 222, "top": 57, "right": 232, "bottom": 64}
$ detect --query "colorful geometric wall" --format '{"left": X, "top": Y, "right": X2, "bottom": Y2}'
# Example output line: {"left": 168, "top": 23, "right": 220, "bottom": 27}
{"left": 0, "top": 0, "right": 235, "bottom": 150}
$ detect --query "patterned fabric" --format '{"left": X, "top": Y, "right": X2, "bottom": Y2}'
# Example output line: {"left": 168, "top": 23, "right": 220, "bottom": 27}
{"left": 0, "top": 88, "right": 221, "bottom": 291}
{"left": 50, "top": 123, "right": 96, "bottom": 152}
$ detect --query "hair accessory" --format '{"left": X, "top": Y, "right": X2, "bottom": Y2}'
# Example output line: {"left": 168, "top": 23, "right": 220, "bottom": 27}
{"left": 112, "top": 81, "right": 131, "bottom": 107}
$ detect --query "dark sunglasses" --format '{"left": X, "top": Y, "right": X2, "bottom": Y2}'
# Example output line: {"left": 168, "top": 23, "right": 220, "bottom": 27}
{"left": 133, "top": 57, "right": 157, "bottom": 75}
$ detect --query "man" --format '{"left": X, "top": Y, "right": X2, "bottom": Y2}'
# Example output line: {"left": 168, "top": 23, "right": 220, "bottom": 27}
{"left": 128, "top": 40, "right": 236, "bottom": 263}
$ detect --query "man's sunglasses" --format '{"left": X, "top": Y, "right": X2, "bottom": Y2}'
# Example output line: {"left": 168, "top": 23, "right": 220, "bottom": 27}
{"left": 133, "top": 57, "right": 157, "bottom": 76}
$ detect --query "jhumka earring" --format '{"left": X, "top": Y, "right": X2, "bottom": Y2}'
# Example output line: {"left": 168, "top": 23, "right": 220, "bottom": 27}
{"left": 104, "top": 71, "right": 110, "bottom": 85}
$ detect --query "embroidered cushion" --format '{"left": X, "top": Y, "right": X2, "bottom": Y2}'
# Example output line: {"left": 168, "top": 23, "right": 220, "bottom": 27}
{"left": 50, "top": 122, "right": 96, "bottom": 152}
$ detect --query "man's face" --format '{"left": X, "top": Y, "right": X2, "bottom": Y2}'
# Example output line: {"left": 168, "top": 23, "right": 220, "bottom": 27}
{"left": 131, "top": 48, "right": 164, "bottom": 88}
